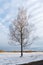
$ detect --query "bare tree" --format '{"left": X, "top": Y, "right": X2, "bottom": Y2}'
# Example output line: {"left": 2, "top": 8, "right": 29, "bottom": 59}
{"left": 9, "top": 8, "right": 37, "bottom": 57}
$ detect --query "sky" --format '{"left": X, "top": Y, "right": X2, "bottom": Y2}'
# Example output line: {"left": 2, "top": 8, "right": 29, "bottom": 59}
{"left": 0, "top": 0, "right": 43, "bottom": 51}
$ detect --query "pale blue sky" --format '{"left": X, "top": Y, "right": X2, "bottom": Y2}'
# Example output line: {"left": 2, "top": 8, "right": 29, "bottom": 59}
{"left": 0, "top": 0, "right": 43, "bottom": 51}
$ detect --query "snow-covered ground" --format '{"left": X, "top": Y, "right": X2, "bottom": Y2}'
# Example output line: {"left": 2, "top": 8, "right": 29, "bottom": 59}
{"left": 0, "top": 52, "right": 43, "bottom": 65}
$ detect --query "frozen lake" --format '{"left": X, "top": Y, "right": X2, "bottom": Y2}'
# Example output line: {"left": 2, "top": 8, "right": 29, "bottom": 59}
{"left": 0, "top": 52, "right": 43, "bottom": 65}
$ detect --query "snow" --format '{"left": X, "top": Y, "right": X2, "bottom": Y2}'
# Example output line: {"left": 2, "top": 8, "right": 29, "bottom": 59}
{"left": 0, "top": 52, "right": 43, "bottom": 65}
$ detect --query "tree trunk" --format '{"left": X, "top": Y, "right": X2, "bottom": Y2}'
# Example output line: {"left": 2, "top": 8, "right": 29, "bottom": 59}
{"left": 20, "top": 27, "right": 23, "bottom": 57}
{"left": 21, "top": 42, "right": 23, "bottom": 57}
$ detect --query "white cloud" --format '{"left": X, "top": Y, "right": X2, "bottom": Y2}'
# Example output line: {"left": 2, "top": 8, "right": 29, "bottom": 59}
{"left": 0, "top": 23, "right": 9, "bottom": 34}
{"left": 0, "top": 31, "right": 8, "bottom": 46}
{"left": 3, "top": 3, "right": 10, "bottom": 10}
{"left": 0, "top": 22, "right": 9, "bottom": 46}
{"left": 0, "top": 8, "right": 4, "bottom": 14}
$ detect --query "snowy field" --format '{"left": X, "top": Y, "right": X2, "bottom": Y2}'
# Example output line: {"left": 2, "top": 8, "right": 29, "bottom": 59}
{"left": 0, "top": 52, "right": 43, "bottom": 65}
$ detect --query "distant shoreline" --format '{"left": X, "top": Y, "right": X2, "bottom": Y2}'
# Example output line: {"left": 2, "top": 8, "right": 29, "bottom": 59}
{"left": 0, "top": 51, "right": 43, "bottom": 53}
